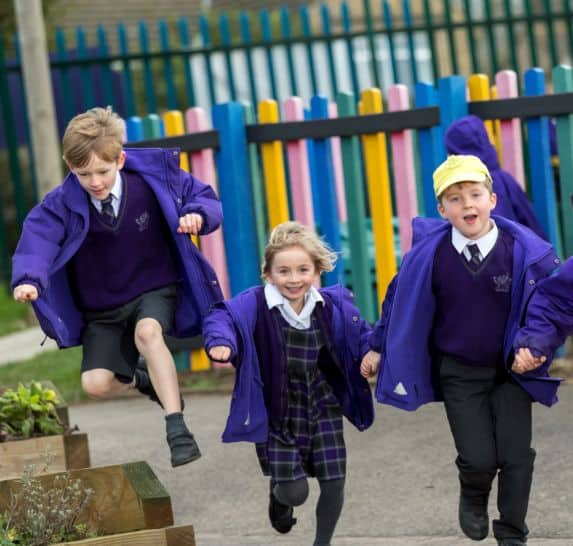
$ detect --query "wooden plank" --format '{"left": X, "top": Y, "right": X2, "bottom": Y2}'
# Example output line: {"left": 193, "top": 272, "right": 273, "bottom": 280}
{"left": 0, "top": 461, "right": 173, "bottom": 534}
{"left": 0, "top": 435, "right": 67, "bottom": 480}
{"left": 53, "top": 524, "right": 195, "bottom": 545}
{"left": 64, "top": 432, "right": 91, "bottom": 470}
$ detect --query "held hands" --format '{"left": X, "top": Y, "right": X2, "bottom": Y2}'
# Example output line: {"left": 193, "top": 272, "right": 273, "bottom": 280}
{"left": 360, "top": 350, "right": 381, "bottom": 378}
{"left": 208, "top": 345, "right": 232, "bottom": 364}
{"left": 13, "top": 284, "right": 38, "bottom": 303}
{"left": 177, "top": 213, "right": 203, "bottom": 235}
{"left": 512, "top": 347, "right": 547, "bottom": 374}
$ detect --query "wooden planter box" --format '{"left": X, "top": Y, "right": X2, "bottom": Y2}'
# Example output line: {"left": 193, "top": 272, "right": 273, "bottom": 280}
{"left": 54, "top": 524, "right": 195, "bottom": 545}
{"left": 0, "top": 461, "right": 174, "bottom": 535}
{"left": 0, "top": 432, "right": 90, "bottom": 480}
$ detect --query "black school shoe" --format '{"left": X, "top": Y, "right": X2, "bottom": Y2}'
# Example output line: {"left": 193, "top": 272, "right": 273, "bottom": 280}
{"left": 269, "top": 481, "right": 297, "bottom": 534}
{"left": 166, "top": 412, "right": 202, "bottom": 467}
{"left": 459, "top": 491, "right": 489, "bottom": 541}
{"left": 134, "top": 357, "right": 185, "bottom": 410}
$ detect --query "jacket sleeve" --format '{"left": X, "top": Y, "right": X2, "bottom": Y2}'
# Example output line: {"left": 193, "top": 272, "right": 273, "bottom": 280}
{"left": 179, "top": 170, "right": 223, "bottom": 235}
{"left": 11, "top": 193, "right": 67, "bottom": 293}
{"left": 514, "top": 257, "right": 573, "bottom": 358}
{"left": 339, "top": 286, "right": 372, "bottom": 358}
{"left": 368, "top": 273, "right": 398, "bottom": 352}
{"left": 202, "top": 303, "right": 239, "bottom": 362}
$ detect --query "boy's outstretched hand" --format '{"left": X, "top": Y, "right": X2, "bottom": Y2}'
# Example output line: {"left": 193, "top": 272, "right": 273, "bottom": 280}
{"left": 512, "top": 347, "right": 547, "bottom": 374}
{"left": 208, "top": 345, "right": 231, "bottom": 364}
{"left": 177, "top": 213, "right": 203, "bottom": 235}
{"left": 360, "top": 350, "right": 381, "bottom": 378}
{"left": 13, "top": 284, "right": 38, "bottom": 303}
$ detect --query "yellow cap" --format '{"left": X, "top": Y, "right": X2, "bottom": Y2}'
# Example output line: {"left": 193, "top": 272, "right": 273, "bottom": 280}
{"left": 433, "top": 154, "right": 492, "bottom": 198}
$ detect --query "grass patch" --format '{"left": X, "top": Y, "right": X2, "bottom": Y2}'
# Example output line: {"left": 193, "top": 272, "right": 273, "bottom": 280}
{"left": 0, "top": 348, "right": 234, "bottom": 405}
{"left": 0, "top": 347, "right": 86, "bottom": 404}
{"left": 0, "top": 285, "right": 33, "bottom": 336}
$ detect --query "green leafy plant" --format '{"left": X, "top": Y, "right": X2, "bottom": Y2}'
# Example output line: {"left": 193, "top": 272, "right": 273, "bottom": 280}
{"left": 0, "top": 382, "right": 64, "bottom": 441}
{"left": 0, "top": 463, "right": 98, "bottom": 545}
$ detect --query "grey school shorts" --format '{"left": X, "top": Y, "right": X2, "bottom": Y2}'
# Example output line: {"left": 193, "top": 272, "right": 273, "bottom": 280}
{"left": 80, "top": 285, "right": 177, "bottom": 380}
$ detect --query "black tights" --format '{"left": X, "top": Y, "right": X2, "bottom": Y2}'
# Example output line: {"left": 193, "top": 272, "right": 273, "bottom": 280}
{"left": 273, "top": 477, "right": 345, "bottom": 546}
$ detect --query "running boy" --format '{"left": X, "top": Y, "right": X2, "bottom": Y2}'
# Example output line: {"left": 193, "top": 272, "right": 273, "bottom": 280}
{"left": 203, "top": 221, "right": 374, "bottom": 546}
{"left": 12, "top": 107, "right": 223, "bottom": 467}
{"left": 361, "top": 155, "right": 561, "bottom": 546}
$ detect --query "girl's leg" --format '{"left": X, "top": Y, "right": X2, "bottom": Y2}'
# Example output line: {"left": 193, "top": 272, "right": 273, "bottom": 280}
{"left": 314, "top": 478, "right": 345, "bottom": 546}
{"left": 134, "top": 317, "right": 181, "bottom": 414}
{"left": 273, "top": 477, "right": 309, "bottom": 506}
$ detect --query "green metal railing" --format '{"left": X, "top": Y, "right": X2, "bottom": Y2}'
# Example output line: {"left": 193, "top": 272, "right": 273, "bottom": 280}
{"left": 1, "top": 0, "right": 573, "bottom": 282}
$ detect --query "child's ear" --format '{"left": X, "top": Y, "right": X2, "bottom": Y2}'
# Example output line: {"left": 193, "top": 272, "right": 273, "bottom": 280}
{"left": 117, "top": 151, "right": 126, "bottom": 170}
{"left": 437, "top": 201, "right": 447, "bottom": 218}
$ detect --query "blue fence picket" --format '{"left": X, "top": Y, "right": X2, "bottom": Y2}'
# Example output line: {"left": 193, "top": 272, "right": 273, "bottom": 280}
{"left": 438, "top": 75, "right": 468, "bottom": 131}
{"left": 524, "top": 68, "right": 563, "bottom": 255}
{"left": 309, "top": 96, "right": 343, "bottom": 286}
{"left": 415, "top": 81, "right": 443, "bottom": 217}
{"left": 212, "top": 102, "right": 260, "bottom": 293}
{"left": 125, "top": 116, "right": 144, "bottom": 142}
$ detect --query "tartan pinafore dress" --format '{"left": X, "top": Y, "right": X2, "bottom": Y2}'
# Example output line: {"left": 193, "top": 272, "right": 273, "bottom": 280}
{"left": 256, "top": 314, "right": 346, "bottom": 482}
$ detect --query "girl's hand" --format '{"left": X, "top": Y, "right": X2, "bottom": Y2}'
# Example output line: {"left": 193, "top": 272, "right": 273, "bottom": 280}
{"left": 208, "top": 345, "right": 231, "bottom": 363}
{"left": 512, "top": 347, "right": 546, "bottom": 374}
{"left": 177, "top": 213, "right": 203, "bottom": 235}
{"left": 360, "top": 350, "right": 381, "bottom": 378}
{"left": 13, "top": 284, "right": 38, "bottom": 303}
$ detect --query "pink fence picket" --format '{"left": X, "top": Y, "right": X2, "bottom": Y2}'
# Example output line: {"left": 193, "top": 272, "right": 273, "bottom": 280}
{"left": 388, "top": 84, "right": 418, "bottom": 254}
{"left": 283, "top": 97, "right": 315, "bottom": 228}
{"left": 328, "top": 102, "right": 348, "bottom": 223}
{"left": 495, "top": 70, "right": 526, "bottom": 190}
{"left": 185, "top": 107, "right": 231, "bottom": 300}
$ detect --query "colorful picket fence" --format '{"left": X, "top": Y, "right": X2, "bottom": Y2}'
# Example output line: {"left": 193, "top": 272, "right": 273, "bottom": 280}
{"left": 122, "top": 66, "right": 573, "bottom": 372}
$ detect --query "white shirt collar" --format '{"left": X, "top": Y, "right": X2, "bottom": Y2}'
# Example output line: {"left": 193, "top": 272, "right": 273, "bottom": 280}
{"left": 264, "top": 283, "right": 324, "bottom": 330}
{"left": 451, "top": 219, "right": 499, "bottom": 259}
{"left": 90, "top": 171, "right": 123, "bottom": 214}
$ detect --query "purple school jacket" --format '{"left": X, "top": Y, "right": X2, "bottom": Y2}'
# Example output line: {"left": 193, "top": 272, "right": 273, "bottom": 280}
{"left": 445, "top": 115, "right": 547, "bottom": 240}
{"left": 514, "top": 256, "right": 573, "bottom": 359}
{"left": 369, "top": 215, "right": 561, "bottom": 409}
{"left": 202, "top": 284, "right": 374, "bottom": 443}
{"left": 11, "top": 147, "right": 223, "bottom": 347}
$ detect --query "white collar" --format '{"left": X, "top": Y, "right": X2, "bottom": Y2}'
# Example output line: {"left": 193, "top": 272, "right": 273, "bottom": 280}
{"left": 90, "top": 171, "right": 123, "bottom": 213}
{"left": 264, "top": 283, "right": 324, "bottom": 330}
{"left": 451, "top": 219, "right": 498, "bottom": 259}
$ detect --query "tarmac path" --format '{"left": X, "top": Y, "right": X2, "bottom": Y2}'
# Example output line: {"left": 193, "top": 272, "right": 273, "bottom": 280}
{"left": 69, "top": 384, "right": 573, "bottom": 545}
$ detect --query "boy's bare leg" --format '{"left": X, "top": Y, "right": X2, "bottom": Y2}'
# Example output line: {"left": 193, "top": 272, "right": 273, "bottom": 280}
{"left": 81, "top": 368, "right": 133, "bottom": 399}
{"left": 134, "top": 317, "right": 181, "bottom": 414}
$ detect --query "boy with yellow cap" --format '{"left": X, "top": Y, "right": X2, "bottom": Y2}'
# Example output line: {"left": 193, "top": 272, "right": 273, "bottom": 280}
{"left": 360, "top": 154, "right": 562, "bottom": 545}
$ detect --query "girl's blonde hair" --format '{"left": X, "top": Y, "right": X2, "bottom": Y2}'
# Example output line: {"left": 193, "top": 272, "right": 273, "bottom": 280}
{"left": 261, "top": 221, "right": 337, "bottom": 278}
{"left": 62, "top": 106, "right": 124, "bottom": 168}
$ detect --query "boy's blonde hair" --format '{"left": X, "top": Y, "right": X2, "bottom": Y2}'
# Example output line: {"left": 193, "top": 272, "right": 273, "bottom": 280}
{"left": 261, "top": 221, "right": 337, "bottom": 278}
{"left": 62, "top": 106, "right": 124, "bottom": 168}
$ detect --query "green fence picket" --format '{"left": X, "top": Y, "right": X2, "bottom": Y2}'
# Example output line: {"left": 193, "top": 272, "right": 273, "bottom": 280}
{"left": 138, "top": 22, "right": 157, "bottom": 113}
